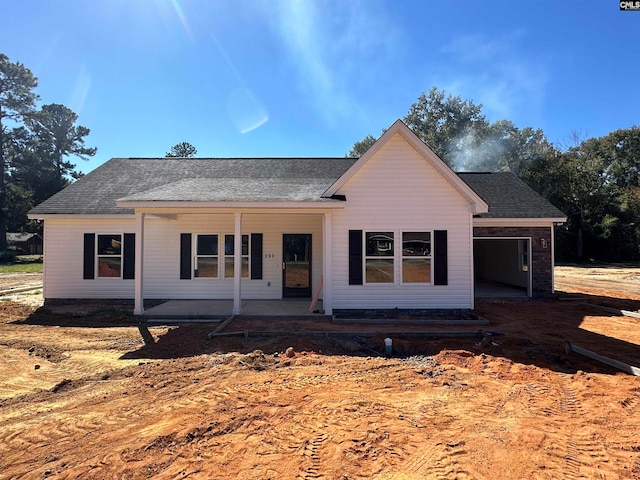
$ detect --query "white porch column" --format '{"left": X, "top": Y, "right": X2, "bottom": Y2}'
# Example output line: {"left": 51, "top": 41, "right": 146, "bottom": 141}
{"left": 323, "top": 212, "right": 333, "bottom": 315}
{"left": 134, "top": 211, "right": 145, "bottom": 315}
{"left": 233, "top": 212, "right": 243, "bottom": 315}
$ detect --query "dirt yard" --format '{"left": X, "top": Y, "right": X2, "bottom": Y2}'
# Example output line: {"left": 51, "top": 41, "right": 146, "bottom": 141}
{"left": 0, "top": 267, "right": 639, "bottom": 479}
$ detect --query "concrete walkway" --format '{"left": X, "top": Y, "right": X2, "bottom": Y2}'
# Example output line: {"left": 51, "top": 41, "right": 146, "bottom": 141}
{"left": 475, "top": 281, "right": 528, "bottom": 298}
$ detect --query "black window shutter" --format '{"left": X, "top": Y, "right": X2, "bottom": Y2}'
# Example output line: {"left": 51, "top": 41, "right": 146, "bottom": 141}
{"left": 180, "top": 233, "right": 192, "bottom": 279}
{"left": 250, "top": 233, "right": 263, "bottom": 280}
{"left": 83, "top": 233, "right": 95, "bottom": 279}
{"left": 123, "top": 233, "right": 135, "bottom": 280}
{"left": 434, "top": 230, "right": 448, "bottom": 285}
{"left": 348, "top": 230, "right": 363, "bottom": 285}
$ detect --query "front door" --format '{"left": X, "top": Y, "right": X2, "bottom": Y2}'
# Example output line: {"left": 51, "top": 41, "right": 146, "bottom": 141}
{"left": 283, "top": 234, "right": 312, "bottom": 297}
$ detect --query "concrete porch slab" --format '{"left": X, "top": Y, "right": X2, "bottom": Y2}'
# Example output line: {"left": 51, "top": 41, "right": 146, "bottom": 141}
{"left": 475, "top": 281, "right": 528, "bottom": 298}
{"left": 139, "top": 299, "right": 325, "bottom": 320}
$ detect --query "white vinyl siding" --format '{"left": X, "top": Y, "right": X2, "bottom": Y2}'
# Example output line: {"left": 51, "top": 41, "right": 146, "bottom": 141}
{"left": 42, "top": 214, "right": 323, "bottom": 300}
{"left": 42, "top": 132, "right": 476, "bottom": 309}
{"left": 330, "top": 132, "right": 475, "bottom": 309}
{"left": 43, "top": 219, "right": 136, "bottom": 299}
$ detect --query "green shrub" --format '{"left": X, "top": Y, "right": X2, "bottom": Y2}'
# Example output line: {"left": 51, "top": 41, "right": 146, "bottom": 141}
{"left": 0, "top": 250, "right": 17, "bottom": 263}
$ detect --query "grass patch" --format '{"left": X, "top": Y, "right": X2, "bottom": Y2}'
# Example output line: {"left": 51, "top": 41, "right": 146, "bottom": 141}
{"left": 0, "top": 262, "right": 43, "bottom": 274}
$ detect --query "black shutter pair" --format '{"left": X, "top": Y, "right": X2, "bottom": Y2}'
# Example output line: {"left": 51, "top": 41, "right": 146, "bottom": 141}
{"left": 348, "top": 229, "right": 448, "bottom": 285}
{"left": 83, "top": 233, "right": 135, "bottom": 279}
{"left": 180, "top": 233, "right": 263, "bottom": 280}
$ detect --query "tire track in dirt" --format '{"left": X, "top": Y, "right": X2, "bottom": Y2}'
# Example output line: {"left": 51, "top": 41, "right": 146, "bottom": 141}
{"left": 620, "top": 389, "right": 640, "bottom": 410}
{"left": 3, "top": 345, "right": 640, "bottom": 480}
{"left": 557, "top": 384, "right": 622, "bottom": 480}
{"left": 299, "top": 432, "right": 328, "bottom": 480}
{"left": 382, "top": 439, "right": 480, "bottom": 480}
{"left": 560, "top": 386, "right": 585, "bottom": 480}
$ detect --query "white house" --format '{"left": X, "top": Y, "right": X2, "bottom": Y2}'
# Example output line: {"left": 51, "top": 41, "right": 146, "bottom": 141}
{"left": 28, "top": 120, "right": 566, "bottom": 316}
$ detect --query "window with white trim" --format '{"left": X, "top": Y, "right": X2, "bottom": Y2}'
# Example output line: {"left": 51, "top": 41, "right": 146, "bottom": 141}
{"left": 194, "top": 234, "right": 218, "bottom": 278}
{"left": 365, "top": 232, "right": 394, "bottom": 283}
{"left": 224, "top": 234, "right": 249, "bottom": 278}
{"left": 97, "top": 234, "right": 122, "bottom": 278}
{"left": 402, "top": 232, "right": 431, "bottom": 283}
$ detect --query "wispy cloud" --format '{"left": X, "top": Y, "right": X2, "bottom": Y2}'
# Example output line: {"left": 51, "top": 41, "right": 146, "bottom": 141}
{"left": 69, "top": 65, "right": 92, "bottom": 116}
{"left": 266, "top": 0, "right": 401, "bottom": 125}
{"left": 438, "top": 31, "right": 548, "bottom": 125}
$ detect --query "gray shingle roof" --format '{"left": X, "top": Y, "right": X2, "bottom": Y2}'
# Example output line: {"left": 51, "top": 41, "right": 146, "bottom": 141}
{"left": 120, "top": 178, "right": 339, "bottom": 202}
{"left": 29, "top": 158, "right": 565, "bottom": 220}
{"left": 458, "top": 172, "right": 565, "bottom": 219}
{"left": 29, "top": 158, "right": 357, "bottom": 215}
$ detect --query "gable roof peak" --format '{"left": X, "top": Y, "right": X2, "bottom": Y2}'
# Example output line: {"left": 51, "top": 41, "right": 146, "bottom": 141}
{"left": 323, "top": 119, "right": 489, "bottom": 214}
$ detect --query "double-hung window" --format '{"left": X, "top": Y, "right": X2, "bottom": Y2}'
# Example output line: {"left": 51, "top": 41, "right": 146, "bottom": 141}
{"left": 224, "top": 234, "right": 249, "bottom": 278}
{"left": 365, "top": 232, "right": 394, "bottom": 283}
{"left": 402, "top": 232, "right": 431, "bottom": 283}
{"left": 195, "top": 234, "right": 218, "bottom": 278}
{"left": 97, "top": 234, "right": 122, "bottom": 278}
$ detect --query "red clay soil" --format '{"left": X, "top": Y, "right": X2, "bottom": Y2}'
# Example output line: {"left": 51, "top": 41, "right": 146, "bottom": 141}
{"left": 0, "top": 267, "right": 639, "bottom": 479}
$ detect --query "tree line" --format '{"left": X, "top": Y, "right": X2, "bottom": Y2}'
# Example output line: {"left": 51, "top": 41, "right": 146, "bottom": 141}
{"left": 349, "top": 87, "right": 640, "bottom": 263}
{"left": 0, "top": 53, "right": 201, "bottom": 256}
{"left": 0, "top": 53, "right": 96, "bottom": 252}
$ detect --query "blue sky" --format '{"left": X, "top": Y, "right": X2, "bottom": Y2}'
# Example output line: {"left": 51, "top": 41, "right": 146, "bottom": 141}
{"left": 1, "top": 0, "right": 639, "bottom": 174}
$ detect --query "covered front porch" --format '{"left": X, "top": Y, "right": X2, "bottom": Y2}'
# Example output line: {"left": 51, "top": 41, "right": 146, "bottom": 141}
{"left": 123, "top": 206, "right": 343, "bottom": 317}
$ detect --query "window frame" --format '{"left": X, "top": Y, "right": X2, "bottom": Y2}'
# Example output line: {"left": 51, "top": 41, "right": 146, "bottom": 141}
{"left": 223, "top": 234, "right": 250, "bottom": 279}
{"left": 401, "top": 231, "right": 432, "bottom": 285}
{"left": 96, "top": 233, "right": 123, "bottom": 279}
{"left": 194, "top": 234, "right": 219, "bottom": 278}
{"left": 361, "top": 230, "right": 434, "bottom": 286}
{"left": 364, "top": 231, "right": 395, "bottom": 284}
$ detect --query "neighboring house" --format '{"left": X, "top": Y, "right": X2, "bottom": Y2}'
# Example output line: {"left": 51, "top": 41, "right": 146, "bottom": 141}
{"left": 6, "top": 232, "right": 43, "bottom": 255}
{"left": 28, "top": 120, "right": 566, "bottom": 315}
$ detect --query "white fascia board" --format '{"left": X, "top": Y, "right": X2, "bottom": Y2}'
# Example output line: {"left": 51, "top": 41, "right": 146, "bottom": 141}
{"left": 116, "top": 200, "right": 346, "bottom": 210}
{"left": 473, "top": 217, "right": 567, "bottom": 227}
{"left": 116, "top": 200, "right": 347, "bottom": 210}
{"left": 135, "top": 206, "right": 344, "bottom": 216}
{"left": 27, "top": 213, "right": 135, "bottom": 220}
{"left": 323, "top": 119, "right": 489, "bottom": 214}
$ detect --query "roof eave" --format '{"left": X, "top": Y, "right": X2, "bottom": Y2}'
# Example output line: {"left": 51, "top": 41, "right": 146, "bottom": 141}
{"left": 28, "top": 213, "right": 136, "bottom": 220}
{"left": 115, "top": 200, "right": 347, "bottom": 210}
{"left": 473, "top": 217, "right": 567, "bottom": 226}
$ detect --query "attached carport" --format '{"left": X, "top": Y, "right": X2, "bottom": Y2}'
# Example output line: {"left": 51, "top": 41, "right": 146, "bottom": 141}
{"left": 474, "top": 237, "right": 531, "bottom": 298}
{"left": 458, "top": 172, "right": 567, "bottom": 299}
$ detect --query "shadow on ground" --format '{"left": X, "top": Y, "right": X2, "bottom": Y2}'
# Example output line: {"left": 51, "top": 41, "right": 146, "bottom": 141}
{"left": 114, "top": 296, "right": 640, "bottom": 376}
{"left": 12, "top": 304, "right": 137, "bottom": 328}
{"left": 12, "top": 294, "right": 640, "bottom": 376}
